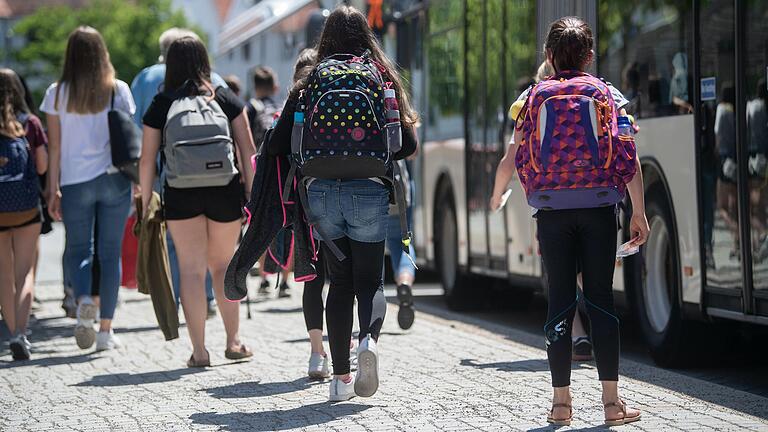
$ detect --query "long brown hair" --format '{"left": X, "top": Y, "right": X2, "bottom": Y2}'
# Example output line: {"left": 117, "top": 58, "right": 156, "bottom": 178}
{"left": 545, "top": 17, "right": 593, "bottom": 73}
{"left": 312, "top": 5, "right": 418, "bottom": 128}
{"left": 164, "top": 36, "right": 212, "bottom": 94}
{"left": 0, "top": 68, "right": 29, "bottom": 138}
{"left": 56, "top": 26, "right": 115, "bottom": 114}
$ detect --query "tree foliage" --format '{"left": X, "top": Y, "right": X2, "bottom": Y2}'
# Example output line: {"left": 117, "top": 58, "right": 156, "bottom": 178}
{"left": 12, "top": 0, "right": 196, "bottom": 99}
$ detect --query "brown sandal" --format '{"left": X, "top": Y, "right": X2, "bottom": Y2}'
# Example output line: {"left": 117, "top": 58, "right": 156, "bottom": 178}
{"left": 187, "top": 349, "right": 210, "bottom": 368}
{"left": 604, "top": 399, "right": 641, "bottom": 426}
{"left": 225, "top": 344, "right": 253, "bottom": 360}
{"left": 546, "top": 403, "right": 573, "bottom": 426}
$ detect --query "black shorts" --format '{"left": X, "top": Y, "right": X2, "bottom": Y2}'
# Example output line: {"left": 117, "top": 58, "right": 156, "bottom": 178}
{"left": 164, "top": 176, "right": 244, "bottom": 223}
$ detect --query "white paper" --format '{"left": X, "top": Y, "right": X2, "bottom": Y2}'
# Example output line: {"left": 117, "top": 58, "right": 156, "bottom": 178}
{"left": 616, "top": 240, "right": 640, "bottom": 260}
{"left": 495, "top": 189, "right": 512, "bottom": 212}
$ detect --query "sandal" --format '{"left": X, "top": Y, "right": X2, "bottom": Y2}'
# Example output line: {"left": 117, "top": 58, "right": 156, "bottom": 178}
{"left": 225, "top": 344, "right": 253, "bottom": 360}
{"left": 604, "top": 399, "right": 641, "bottom": 426}
{"left": 546, "top": 403, "right": 573, "bottom": 426}
{"left": 187, "top": 349, "right": 210, "bottom": 368}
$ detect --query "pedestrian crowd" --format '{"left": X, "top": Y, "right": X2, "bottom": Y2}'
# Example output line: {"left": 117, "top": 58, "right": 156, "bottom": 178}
{"left": 1, "top": 6, "right": 647, "bottom": 426}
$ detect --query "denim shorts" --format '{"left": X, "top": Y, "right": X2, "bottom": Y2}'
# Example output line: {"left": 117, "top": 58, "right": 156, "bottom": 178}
{"left": 306, "top": 179, "right": 390, "bottom": 243}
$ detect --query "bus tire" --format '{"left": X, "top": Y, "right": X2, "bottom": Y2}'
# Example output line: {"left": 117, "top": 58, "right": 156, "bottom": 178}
{"left": 631, "top": 190, "right": 691, "bottom": 367}
{"left": 435, "top": 195, "right": 474, "bottom": 310}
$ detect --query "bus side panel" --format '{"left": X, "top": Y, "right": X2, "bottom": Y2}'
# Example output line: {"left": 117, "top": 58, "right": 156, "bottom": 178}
{"left": 422, "top": 138, "right": 468, "bottom": 268}
{"left": 635, "top": 116, "right": 702, "bottom": 304}
{"left": 504, "top": 174, "right": 537, "bottom": 277}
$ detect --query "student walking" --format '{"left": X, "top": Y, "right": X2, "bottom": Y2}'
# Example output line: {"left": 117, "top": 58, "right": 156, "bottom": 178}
{"left": 491, "top": 17, "right": 648, "bottom": 426}
{"left": 131, "top": 28, "right": 225, "bottom": 319}
{"left": 267, "top": 6, "right": 418, "bottom": 401}
{"left": 41, "top": 27, "right": 135, "bottom": 352}
{"left": 139, "top": 36, "right": 257, "bottom": 367}
{"left": 0, "top": 68, "right": 48, "bottom": 360}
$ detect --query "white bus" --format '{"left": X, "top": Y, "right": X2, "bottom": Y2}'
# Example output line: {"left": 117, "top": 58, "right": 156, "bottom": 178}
{"left": 381, "top": 0, "right": 768, "bottom": 366}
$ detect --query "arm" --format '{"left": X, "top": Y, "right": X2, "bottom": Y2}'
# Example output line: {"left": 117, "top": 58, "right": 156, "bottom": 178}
{"left": 35, "top": 145, "right": 48, "bottom": 175}
{"left": 46, "top": 114, "right": 62, "bottom": 221}
{"left": 393, "top": 125, "right": 418, "bottom": 160}
{"left": 231, "top": 108, "right": 256, "bottom": 197}
{"left": 139, "top": 126, "right": 161, "bottom": 215}
{"left": 627, "top": 156, "right": 649, "bottom": 246}
{"left": 490, "top": 138, "right": 519, "bottom": 211}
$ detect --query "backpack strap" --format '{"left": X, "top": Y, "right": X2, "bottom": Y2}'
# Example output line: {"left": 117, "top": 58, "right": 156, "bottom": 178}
{"left": 391, "top": 162, "right": 416, "bottom": 267}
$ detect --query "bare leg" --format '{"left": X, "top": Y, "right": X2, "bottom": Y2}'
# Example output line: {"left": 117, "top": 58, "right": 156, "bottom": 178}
{"left": 552, "top": 386, "right": 572, "bottom": 420}
{"left": 0, "top": 231, "right": 17, "bottom": 335}
{"left": 11, "top": 224, "right": 40, "bottom": 334}
{"left": 168, "top": 216, "right": 209, "bottom": 362}
{"left": 206, "top": 218, "right": 243, "bottom": 351}
{"left": 602, "top": 381, "right": 641, "bottom": 421}
{"left": 309, "top": 329, "right": 326, "bottom": 355}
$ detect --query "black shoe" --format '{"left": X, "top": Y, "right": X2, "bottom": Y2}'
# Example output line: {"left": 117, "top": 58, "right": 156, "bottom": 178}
{"left": 278, "top": 282, "right": 291, "bottom": 298}
{"left": 572, "top": 336, "right": 593, "bottom": 361}
{"left": 257, "top": 279, "right": 271, "bottom": 296}
{"left": 396, "top": 284, "right": 415, "bottom": 330}
{"left": 9, "top": 335, "right": 31, "bottom": 361}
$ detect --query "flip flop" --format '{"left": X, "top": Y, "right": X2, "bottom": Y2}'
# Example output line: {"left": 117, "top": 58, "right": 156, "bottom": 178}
{"left": 546, "top": 403, "right": 572, "bottom": 426}
{"left": 225, "top": 344, "right": 254, "bottom": 360}
{"left": 187, "top": 349, "right": 210, "bottom": 368}
{"left": 604, "top": 399, "right": 641, "bottom": 426}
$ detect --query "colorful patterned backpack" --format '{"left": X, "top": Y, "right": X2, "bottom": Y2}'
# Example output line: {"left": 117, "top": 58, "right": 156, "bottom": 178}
{"left": 290, "top": 52, "right": 401, "bottom": 179}
{"left": 515, "top": 71, "right": 637, "bottom": 210}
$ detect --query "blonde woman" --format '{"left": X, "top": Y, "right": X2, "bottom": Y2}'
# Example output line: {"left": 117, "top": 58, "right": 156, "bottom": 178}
{"left": 41, "top": 27, "right": 135, "bottom": 352}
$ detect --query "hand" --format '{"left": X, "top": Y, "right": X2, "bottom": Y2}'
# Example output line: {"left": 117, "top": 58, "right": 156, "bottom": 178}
{"left": 47, "top": 189, "right": 62, "bottom": 221}
{"left": 490, "top": 193, "right": 503, "bottom": 212}
{"left": 629, "top": 212, "right": 650, "bottom": 247}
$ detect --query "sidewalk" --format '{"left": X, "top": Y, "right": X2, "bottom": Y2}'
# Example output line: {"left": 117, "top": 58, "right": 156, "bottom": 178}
{"left": 1, "top": 237, "right": 767, "bottom": 431}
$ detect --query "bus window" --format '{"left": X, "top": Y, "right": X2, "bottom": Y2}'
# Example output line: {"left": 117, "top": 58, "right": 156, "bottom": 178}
{"left": 746, "top": 1, "right": 768, "bottom": 293}
{"left": 598, "top": 1, "right": 693, "bottom": 118}
{"left": 424, "top": 3, "right": 462, "bottom": 142}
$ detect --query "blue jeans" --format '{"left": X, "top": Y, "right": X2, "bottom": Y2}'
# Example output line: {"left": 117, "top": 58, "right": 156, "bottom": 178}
{"left": 307, "top": 179, "right": 390, "bottom": 243}
{"left": 166, "top": 233, "right": 214, "bottom": 306}
{"left": 385, "top": 207, "right": 416, "bottom": 280}
{"left": 61, "top": 173, "right": 131, "bottom": 320}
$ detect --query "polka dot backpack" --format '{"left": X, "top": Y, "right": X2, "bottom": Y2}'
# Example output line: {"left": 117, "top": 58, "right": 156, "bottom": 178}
{"left": 0, "top": 115, "right": 39, "bottom": 213}
{"left": 290, "top": 52, "right": 401, "bottom": 180}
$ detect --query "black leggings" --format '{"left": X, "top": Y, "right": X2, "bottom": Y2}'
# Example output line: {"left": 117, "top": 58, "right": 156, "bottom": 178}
{"left": 537, "top": 206, "right": 620, "bottom": 387}
{"left": 324, "top": 237, "right": 387, "bottom": 375}
{"left": 302, "top": 248, "right": 326, "bottom": 331}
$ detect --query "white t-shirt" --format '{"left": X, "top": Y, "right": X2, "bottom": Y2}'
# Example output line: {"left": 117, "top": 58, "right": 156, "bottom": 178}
{"left": 40, "top": 80, "right": 136, "bottom": 186}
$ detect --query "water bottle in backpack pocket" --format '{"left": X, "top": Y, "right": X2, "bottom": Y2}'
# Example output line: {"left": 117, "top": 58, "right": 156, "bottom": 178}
{"left": 0, "top": 133, "right": 39, "bottom": 213}
{"left": 514, "top": 72, "right": 636, "bottom": 210}
{"left": 163, "top": 94, "right": 237, "bottom": 188}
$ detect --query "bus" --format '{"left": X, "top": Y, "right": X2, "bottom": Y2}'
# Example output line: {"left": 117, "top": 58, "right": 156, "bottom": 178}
{"left": 380, "top": 0, "right": 768, "bottom": 366}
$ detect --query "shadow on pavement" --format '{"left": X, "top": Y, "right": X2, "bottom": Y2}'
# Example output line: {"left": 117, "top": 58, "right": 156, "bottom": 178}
{"left": 262, "top": 307, "right": 303, "bottom": 314}
{"left": 0, "top": 352, "right": 98, "bottom": 369}
{"left": 527, "top": 426, "right": 612, "bottom": 432}
{"left": 73, "top": 367, "right": 205, "bottom": 387}
{"left": 460, "top": 358, "right": 589, "bottom": 373}
{"left": 203, "top": 377, "right": 324, "bottom": 399}
{"left": 189, "top": 402, "right": 372, "bottom": 431}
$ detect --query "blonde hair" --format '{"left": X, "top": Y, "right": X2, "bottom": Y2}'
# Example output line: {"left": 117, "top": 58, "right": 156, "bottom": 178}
{"left": 535, "top": 61, "right": 555, "bottom": 83}
{"left": 56, "top": 26, "right": 115, "bottom": 114}
{"left": 158, "top": 27, "right": 200, "bottom": 63}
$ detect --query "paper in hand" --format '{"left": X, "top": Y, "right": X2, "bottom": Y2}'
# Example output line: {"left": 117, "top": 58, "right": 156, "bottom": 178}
{"left": 616, "top": 240, "right": 640, "bottom": 260}
{"left": 495, "top": 189, "right": 512, "bottom": 212}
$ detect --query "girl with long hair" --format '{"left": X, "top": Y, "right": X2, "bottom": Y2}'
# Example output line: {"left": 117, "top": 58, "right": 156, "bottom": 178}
{"left": 268, "top": 6, "right": 419, "bottom": 401}
{"left": 0, "top": 68, "right": 48, "bottom": 360}
{"left": 41, "top": 26, "right": 135, "bottom": 352}
{"left": 140, "top": 37, "right": 257, "bottom": 367}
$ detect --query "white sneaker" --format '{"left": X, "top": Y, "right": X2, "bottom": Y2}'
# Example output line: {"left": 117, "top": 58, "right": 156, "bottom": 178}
{"left": 75, "top": 298, "right": 97, "bottom": 349}
{"left": 308, "top": 353, "right": 330, "bottom": 379}
{"left": 95, "top": 329, "right": 122, "bottom": 351}
{"left": 329, "top": 376, "right": 355, "bottom": 402}
{"left": 9, "top": 334, "right": 31, "bottom": 360}
{"left": 349, "top": 345, "right": 358, "bottom": 372}
{"left": 354, "top": 335, "right": 379, "bottom": 397}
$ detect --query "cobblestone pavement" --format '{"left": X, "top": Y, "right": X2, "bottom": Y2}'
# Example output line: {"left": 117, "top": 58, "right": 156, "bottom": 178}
{"left": 1, "top": 234, "right": 768, "bottom": 431}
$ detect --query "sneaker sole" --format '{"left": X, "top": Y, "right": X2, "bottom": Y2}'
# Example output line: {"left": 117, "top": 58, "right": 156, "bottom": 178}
{"left": 75, "top": 303, "right": 98, "bottom": 349}
{"left": 397, "top": 305, "right": 415, "bottom": 330}
{"left": 308, "top": 370, "right": 331, "bottom": 380}
{"left": 354, "top": 349, "right": 379, "bottom": 397}
{"left": 329, "top": 393, "right": 355, "bottom": 402}
{"left": 9, "top": 342, "right": 30, "bottom": 361}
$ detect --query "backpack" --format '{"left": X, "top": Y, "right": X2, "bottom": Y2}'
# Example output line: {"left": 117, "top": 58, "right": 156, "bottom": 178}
{"left": 290, "top": 52, "right": 401, "bottom": 179}
{"left": 0, "top": 114, "right": 39, "bottom": 213}
{"left": 247, "top": 97, "right": 280, "bottom": 151}
{"left": 163, "top": 90, "right": 237, "bottom": 189}
{"left": 514, "top": 71, "right": 637, "bottom": 210}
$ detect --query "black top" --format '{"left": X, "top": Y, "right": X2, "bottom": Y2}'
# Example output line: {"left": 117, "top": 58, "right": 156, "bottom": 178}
{"left": 267, "top": 93, "right": 418, "bottom": 160}
{"left": 143, "top": 86, "right": 245, "bottom": 130}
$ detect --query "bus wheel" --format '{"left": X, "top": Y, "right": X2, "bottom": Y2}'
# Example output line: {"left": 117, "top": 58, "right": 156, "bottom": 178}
{"left": 436, "top": 198, "right": 474, "bottom": 310}
{"left": 632, "top": 192, "right": 689, "bottom": 367}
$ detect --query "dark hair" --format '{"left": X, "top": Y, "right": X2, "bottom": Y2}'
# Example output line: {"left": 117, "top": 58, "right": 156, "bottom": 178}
{"left": 758, "top": 78, "right": 767, "bottom": 101}
{"left": 311, "top": 5, "right": 418, "bottom": 128}
{"left": 223, "top": 74, "right": 241, "bottom": 96}
{"left": 57, "top": 26, "right": 115, "bottom": 113}
{"left": 0, "top": 68, "right": 29, "bottom": 138}
{"left": 545, "top": 16, "right": 593, "bottom": 72}
{"left": 721, "top": 82, "right": 735, "bottom": 105}
{"left": 164, "top": 36, "right": 212, "bottom": 94}
{"left": 252, "top": 66, "right": 277, "bottom": 93}
{"left": 288, "top": 48, "right": 318, "bottom": 100}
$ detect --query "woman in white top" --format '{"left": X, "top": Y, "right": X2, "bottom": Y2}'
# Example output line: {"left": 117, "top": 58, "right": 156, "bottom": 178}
{"left": 41, "top": 26, "right": 135, "bottom": 352}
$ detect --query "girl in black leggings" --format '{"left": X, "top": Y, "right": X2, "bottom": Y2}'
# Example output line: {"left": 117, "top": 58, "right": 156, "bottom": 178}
{"left": 491, "top": 17, "right": 649, "bottom": 427}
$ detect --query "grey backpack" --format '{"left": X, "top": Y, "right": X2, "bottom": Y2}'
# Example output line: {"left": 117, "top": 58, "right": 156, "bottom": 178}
{"left": 163, "top": 94, "right": 237, "bottom": 188}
